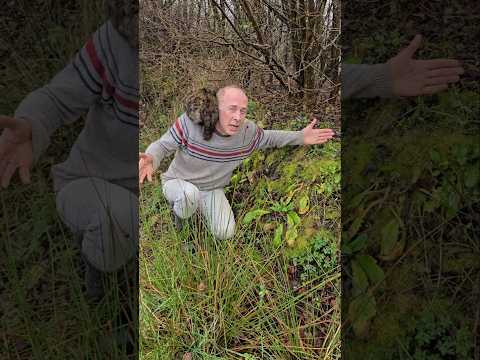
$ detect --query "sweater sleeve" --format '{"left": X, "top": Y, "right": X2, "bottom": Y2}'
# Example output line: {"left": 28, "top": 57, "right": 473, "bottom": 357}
{"left": 14, "top": 22, "right": 112, "bottom": 162}
{"left": 341, "top": 63, "right": 395, "bottom": 99}
{"left": 256, "top": 127, "right": 304, "bottom": 150}
{"left": 145, "top": 121, "right": 182, "bottom": 171}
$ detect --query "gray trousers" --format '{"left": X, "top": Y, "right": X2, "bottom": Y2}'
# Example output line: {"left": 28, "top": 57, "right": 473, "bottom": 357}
{"left": 55, "top": 178, "right": 138, "bottom": 272}
{"left": 162, "top": 179, "right": 236, "bottom": 240}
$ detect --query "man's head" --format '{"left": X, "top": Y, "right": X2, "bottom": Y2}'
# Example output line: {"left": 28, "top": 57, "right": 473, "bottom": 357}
{"left": 216, "top": 85, "right": 248, "bottom": 136}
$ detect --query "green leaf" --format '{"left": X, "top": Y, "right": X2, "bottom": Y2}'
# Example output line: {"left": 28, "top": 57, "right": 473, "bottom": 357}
{"left": 380, "top": 218, "right": 399, "bottom": 257}
{"left": 231, "top": 173, "right": 241, "bottom": 186}
{"left": 348, "top": 294, "right": 376, "bottom": 338}
{"left": 342, "top": 243, "right": 353, "bottom": 255}
{"left": 243, "top": 209, "right": 270, "bottom": 224}
{"left": 356, "top": 255, "right": 385, "bottom": 285}
{"left": 298, "top": 195, "right": 310, "bottom": 214}
{"left": 349, "top": 234, "right": 368, "bottom": 253}
{"left": 273, "top": 224, "right": 283, "bottom": 247}
{"left": 347, "top": 210, "right": 366, "bottom": 240}
{"left": 430, "top": 149, "right": 441, "bottom": 163}
{"left": 351, "top": 259, "right": 369, "bottom": 293}
{"left": 287, "top": 211, "right": 301, "bottom": 227}
{"left": 285, "top": 227, "right": 298, "bottom": 247}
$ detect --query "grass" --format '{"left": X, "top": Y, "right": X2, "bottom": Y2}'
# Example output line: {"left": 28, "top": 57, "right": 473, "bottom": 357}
{"left": 139, "top": 99, "right": 341, "bottom": 359}
{"left": 1, "top": 1, "right": 137, "bottom": 358}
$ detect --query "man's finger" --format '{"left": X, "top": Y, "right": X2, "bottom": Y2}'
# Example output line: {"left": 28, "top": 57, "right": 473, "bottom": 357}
{"left": 1, "top": 162, "right": 17, "bottom": 188}
{"left": 316, "top": 132, "right": 334, "bottom": 137}
{"left": 0, "top": 116, "right": 18, "bottom": 130}
{"left": 147, "top": 170, "right": 152, "bottom": 182}
{"left": 139, "top": 170, "right": 146, "bottom": 184}
{"left": 402, "top": 34, "right": 422, "bottom": 58}
{"left": 428, "top": 67, "right": 464, "bottom": 78}
{"left": 422, "top": 84, "right": 449, "bottom": 95}
{"left": 423, "top": 59, "right": 462, "bottom": 70}
{"left": 313, "top": 129, "right": 335, "bottom": 135}
{"left": 313, "top": 138, "right": 331, "bottom": 144}
{"left": 19, "top": 166, "right": 31, "bottom": 184}
{"left": 425, "top": 76, "right": 460, "bottom": 86}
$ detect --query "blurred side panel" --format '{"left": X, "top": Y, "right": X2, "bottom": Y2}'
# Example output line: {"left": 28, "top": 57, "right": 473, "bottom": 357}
{"left": 341, "top": 1, "right": 479, "bottom": 359}
{"left": 0, "top": 1, "right": 139, "bottom": 358}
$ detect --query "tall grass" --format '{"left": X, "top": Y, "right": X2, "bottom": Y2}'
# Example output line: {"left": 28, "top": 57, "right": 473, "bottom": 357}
{"left": 139, "top": 186, "right": 340, "bottom": 359}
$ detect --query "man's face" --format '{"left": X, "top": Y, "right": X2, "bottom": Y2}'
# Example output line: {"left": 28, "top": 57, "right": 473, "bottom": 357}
{"left": 216, "top": 88, "right": 248, "bottom": 136}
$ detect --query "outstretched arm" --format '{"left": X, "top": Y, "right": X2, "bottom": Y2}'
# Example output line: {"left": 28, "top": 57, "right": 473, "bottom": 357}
{"left": 140, "top": 117, "right": 184, "bottom": 183}
{"left": 342, "top": 35, "right": 464, "bottom": 99}
{"left": 256, "top": 119, "right": 334, "bottom": 150}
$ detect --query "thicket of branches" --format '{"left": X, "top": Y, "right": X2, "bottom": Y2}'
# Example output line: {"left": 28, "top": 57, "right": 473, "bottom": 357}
{"left": 140, "top": 0, "right": 340, "bottom": 122}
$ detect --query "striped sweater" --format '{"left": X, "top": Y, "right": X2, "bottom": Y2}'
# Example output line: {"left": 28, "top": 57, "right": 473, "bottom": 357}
{"left": 15, "top": 21, "right": 139, "bottom": 193}
{"left": 146, "top": 113, "right": 305, "bottom": 191}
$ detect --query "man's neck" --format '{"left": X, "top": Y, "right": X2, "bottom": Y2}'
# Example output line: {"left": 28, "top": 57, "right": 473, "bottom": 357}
{"left": 214, "top": 126, "right": 230, "bottom": 137}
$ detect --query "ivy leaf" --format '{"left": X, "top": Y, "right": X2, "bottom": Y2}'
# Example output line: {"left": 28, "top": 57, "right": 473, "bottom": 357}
{"left": 243, "top": 209, "right": 270, "bottom": 224}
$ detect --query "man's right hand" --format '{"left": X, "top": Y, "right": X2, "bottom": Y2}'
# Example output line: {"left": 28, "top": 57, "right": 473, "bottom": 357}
{"left": 0, "top": 116, "right": 33, "bottom": 188}
{"left": 139, "top": 152, "right": 154, "bottom": 184}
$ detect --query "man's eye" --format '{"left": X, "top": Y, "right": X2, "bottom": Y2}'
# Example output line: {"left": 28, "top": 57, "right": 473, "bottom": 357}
{"left": 240, "top": 109, "right": 247, "bottom": 115}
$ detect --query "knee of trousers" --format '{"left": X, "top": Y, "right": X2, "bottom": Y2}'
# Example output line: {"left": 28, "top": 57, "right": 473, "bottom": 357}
{"left": 56, "top": 178, "right": 139, "bottom": 272}
{"left": 166, "top": 182, "right": 201, "bottom": 219}
{"left": 211, "top": 218, "right": 236, "bottom": 240}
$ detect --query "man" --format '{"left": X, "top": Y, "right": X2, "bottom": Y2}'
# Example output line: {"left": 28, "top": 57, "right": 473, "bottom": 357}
{"left": 139, "top": 85, "right": 335, "bottom": 240}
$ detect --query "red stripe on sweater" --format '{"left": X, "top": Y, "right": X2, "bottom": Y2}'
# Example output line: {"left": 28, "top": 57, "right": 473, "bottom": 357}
{"left": 85, "top": 38, "right": 139, "bottom": 111}
{"left": 187, "top": 127, "right": 262, "bottom": 158}
{"left": 174, "top": 118, "right": 187, "bottom": 145}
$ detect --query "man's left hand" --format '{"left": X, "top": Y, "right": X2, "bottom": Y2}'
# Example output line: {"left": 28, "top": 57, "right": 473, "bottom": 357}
{"left": 302, "top": 119, "right": 335, "bottom": 145}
